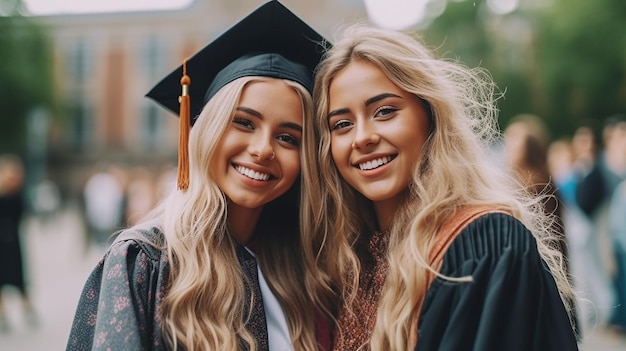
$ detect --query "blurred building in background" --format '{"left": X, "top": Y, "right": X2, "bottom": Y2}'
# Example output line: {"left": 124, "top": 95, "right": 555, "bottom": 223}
{"left": 35, "top": 0, "right": 367, "bottom": 202}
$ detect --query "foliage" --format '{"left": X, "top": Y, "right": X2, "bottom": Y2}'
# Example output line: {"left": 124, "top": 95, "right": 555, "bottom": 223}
{"left": 0, "top": 4, "right": 54, "bottom": 156}
{"left": 534, "top": 0, "right": 626, "bottom": 136}
{"left": 422, "top": 0, "right": 535, "bottom": 132}
{"left": 421, "top": 0, "right": 626, "bottom": 138}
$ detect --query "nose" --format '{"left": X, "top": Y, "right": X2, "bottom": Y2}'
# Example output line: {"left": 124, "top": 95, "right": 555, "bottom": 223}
{"left": 248, "top": 133, "right": 275, "bottom": 161}
{"left": 352, "top": 119, "right": 380, "bottom": 150}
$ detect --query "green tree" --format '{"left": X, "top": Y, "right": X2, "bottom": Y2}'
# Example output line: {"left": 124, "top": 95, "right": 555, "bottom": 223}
{"left": 423, "top": 1, "right": 492, "bottom": 69}
{"left": 421, "top": 0, "right": 626, "bottom": 137}
{"left": 0, "top": 0, "right": 54, "bottom": 156}
{"left": 534, "top": 0, "right": 626, "bottom": 136}
{"left": 421, "top": 1, "right": 535, "bottom": 131}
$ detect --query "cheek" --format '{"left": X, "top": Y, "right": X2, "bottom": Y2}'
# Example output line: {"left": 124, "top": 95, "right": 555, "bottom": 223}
{"left": 406, "top": 148, "right": 425, "bottom": 174}
{"left": 210, "top": 140, "right": 229, "bottom": 166}
{"left": 401, "top": 129, "right": 428, "bottom": 169}
{"left": 330, "top": 135, "right": 349, "bottom": 163}
{"left": 282, "top": 155, "right": 301, "bottom": 183}
{"left": 330, "top": 143, "right": 340, "bottom": 164}
{"left": 207, "top": 153, "right": 222, "bottom": 180}
{"left": 213, "top": 132, "right": 233, "bottom": 156}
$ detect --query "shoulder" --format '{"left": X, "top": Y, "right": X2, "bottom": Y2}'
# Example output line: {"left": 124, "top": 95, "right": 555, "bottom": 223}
{"left": 419, "top": 212, "right": 578, "bottom": 349}
{"left": 440, "top": 212, "right": 538, "bottom": 274}
{"left": 108, "top": 223, "right": 167, "bottom": 263}
{"left": 91, "top": 223, "right": 170, "bottom": 297}
{"left": 68, "top": 223, "right": 169, "bottom": 350}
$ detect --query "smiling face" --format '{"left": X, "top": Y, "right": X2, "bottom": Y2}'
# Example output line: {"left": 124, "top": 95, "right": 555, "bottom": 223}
{"left": 212, "top": 79, "right": 303, "bottom": 211}
{"left": 327, "top": 60, "right": 431, "bottom": 217}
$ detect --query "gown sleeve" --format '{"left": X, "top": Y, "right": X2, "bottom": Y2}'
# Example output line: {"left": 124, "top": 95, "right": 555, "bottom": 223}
{"left": 415, "top": 213, "right": 578, "bottom": 351}
{"left": 66, "top": 228, "right": 170, "bottom": 351}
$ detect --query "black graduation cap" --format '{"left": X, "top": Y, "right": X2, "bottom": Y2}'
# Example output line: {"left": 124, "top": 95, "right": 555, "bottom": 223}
{"left": 145, "top": 0, "right": 330, "bottom": 119}
{"left": 144, "top": 0, "right": 329, "bottom": 191}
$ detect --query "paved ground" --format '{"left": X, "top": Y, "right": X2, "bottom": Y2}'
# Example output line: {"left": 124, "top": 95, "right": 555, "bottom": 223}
{"left": 0, "top": 205, "right": 106, "bottom": 350}
{"left": 0, "top": 204, "right": 625, "bottom": 350}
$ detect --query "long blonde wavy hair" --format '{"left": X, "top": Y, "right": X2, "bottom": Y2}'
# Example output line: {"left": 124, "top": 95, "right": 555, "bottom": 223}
{"left": 302, "top": 24, "right": 575, "bottom": 350}
{"left": 137, "top": 76, "right": 319, "bottom": 351}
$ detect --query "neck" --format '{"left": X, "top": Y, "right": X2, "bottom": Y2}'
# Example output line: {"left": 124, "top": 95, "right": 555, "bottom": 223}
{"left": 228, "top": 203, "right": 263, "bottom": 246}
{"left": 373, "top": 192, "right": 407, "bottom": 232}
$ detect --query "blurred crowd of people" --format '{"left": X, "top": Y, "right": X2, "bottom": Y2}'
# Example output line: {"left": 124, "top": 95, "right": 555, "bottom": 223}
{"left": 80, "top": 162, "right": 177, "bottom": 249}
{"left": 501, "top": 113, "right": 626, "bottom": 340}
{"left": 0, "top": 155, "right": 176, "bottom": 333}
{"left": 0, "top": 154, "right": 38, "bottom": 333}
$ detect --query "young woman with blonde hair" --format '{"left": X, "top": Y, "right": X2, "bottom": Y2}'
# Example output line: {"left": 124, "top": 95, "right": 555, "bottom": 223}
{"left": 67, "top": 2, "right": 329, "bottom": 350}
{"left": 303, "top": 24, "right": 578, "bottom": 350}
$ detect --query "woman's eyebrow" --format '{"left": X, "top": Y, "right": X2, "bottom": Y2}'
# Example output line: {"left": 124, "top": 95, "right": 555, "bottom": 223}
{"left": 327, "top": 92, "right": 402, "bottom": 120}
{"left": 236, "top": 106, "right": 302, "bottom": 132}
{"left": 236, "top": 106, "right": 262, "bottom": 118}
{"left": 365, "top": 93, "right": 401, "bottom": 106}
{"left": 281, "top": 122, "right": 302, "bottom": 132}
{"left": 327, "top": 108, "right": 349, "bottom": 120}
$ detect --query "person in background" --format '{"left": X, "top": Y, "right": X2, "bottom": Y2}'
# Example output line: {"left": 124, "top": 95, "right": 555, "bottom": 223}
{"left": 576, "top": 116, "right": 626, "bottom": 331}
{"left": 547, "top": 138, "right": 578, "bottom": 207}
{"left": 503, "top": 114, "right": 568, "bottom": 272}
{"left": 570, "top": 126, "right": 598, "bottom": 185}
{"left": 303, "top": 23, "right": 578, "bottom": 350}
{"left": 31, "top": 178, "right": 62, "bottom": 226}
{"left": 598, "top": 115, "right": 626, "bottom": 335}
{"left": 67, "top": 2, "right": 329, "bottom": 350}
{"left": 82, "top": 163, "right": 125, "bottom": 246}
{"left": 123, "top": 166, "right": 157, "bottom": 226}
{"left": 0, "top": 154, "right": 38, "bottom": 332}
{"left": 548, "top": 131, "right": 620, "bottom": 335}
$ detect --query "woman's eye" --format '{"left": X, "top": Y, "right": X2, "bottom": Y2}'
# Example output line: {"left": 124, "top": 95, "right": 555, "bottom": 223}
{"left": 330, "top": 119, "right": 352, "bottom": 131}
{"left": 375, "top": 106, "right": 398, "bottom": 118}
{"left": 277, "top": 134, "right": 300, "bottom": 146}
{"left": 232, "top": 117, "right": 254, "bottom": 129}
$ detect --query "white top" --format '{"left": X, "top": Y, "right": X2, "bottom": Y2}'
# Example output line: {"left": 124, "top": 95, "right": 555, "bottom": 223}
{"left": 247, "top": 248, "right": 294, "bottom": 351}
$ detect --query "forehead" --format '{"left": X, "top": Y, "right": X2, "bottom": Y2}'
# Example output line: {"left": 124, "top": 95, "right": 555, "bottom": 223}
{"left": 239, "top": 80, "right": 304, "bottom": 121}
{"left": 240, "top": 79, "right": 300, "bottom": 102}
{"left": 331, "top": 60, "right": 390, "bottom": 88}
{"left": 328, "top": 60, "right": 399, "bottom": 104}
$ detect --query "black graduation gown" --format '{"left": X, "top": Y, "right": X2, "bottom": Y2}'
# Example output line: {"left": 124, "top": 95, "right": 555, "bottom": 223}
{"left": 416, "top": 213, "right": 578, "bottom": 351}
{"left": 0, "top": 190, "right": 26, "bottom": 290}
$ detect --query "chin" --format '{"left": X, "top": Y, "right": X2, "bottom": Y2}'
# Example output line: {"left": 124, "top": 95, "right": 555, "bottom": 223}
{"left": 227, "top": 195, "right": 265, "bottom": 208}
{"left": 358, "top": 191, "right": 388, "bottom": 201}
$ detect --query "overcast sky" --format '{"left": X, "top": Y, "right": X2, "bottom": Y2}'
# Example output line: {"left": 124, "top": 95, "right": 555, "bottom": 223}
{"left": 22, "top": 0, "right": 193, "bottom": 15}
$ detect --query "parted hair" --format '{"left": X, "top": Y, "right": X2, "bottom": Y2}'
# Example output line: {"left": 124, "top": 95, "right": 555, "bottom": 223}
{"left": 136, "top": 76, "right": 318, "bottom": 351}
{"left": 302, "top": 23, "right": 575, "bottom": 350}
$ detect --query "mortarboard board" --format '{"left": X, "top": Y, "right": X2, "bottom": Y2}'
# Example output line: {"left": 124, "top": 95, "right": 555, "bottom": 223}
{"left": 144, "top": 0, "right": 330, "bottom": 190}
{"left": 146, "top": 0, "right": 329, "bottom": 119}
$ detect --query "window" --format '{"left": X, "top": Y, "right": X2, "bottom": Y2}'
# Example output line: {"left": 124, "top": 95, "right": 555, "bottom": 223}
{"left": 140, "top": 104, "right": 164, "bottom": 150}
{"left": 141, "top": 37, "right": 165, "bottom": 80}
{"left": 66, "top": 40, "right": 92, "bottom": 85}
{"left": 67, "top": 100, "right": 93, "bottom": 150}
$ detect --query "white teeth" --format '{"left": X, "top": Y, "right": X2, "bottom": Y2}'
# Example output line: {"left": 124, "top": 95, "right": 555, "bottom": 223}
{"left": 235, "top": 165, "right": 270, "bottom": 181}
{"left": 358, "top": 156, "right": 393, "bottom": 170}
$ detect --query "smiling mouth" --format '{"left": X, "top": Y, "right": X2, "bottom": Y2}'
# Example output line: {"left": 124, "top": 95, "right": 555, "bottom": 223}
{"left": 234, "top": 164, "right": 272, "bottom": 181}
{"left": 356, "top": 155, "right": 395, "bottom": 171}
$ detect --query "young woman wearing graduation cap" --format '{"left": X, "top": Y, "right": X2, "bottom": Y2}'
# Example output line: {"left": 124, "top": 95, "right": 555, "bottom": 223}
{"left": 301, "top": 24, "right": 579, "bottom": 350}
{"left": 66, "top": 2, "right": 330, "bottom": 350}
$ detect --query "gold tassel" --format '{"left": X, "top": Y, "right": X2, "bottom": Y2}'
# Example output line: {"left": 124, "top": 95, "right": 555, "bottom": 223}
{"left": 177, "top": 59, "right": 191, "bottom": 190}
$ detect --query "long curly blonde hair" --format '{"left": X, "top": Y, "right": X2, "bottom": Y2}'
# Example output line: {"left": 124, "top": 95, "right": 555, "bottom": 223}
{"left": 302, "top": 24, "right": 575, "bottom": 350}
{"left": 139, "top": 76, "right": 318, "bottom": 351}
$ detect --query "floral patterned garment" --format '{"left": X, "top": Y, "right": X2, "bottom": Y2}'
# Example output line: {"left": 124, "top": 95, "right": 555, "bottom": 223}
{"left": 66, "top": 226, "right": 171, "bottom": 351}
{"left": 332, "top": 230, "right": 389, "bottom": 350}
{"left": 66, "top": 225, "right": 270, "bottom": 351}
